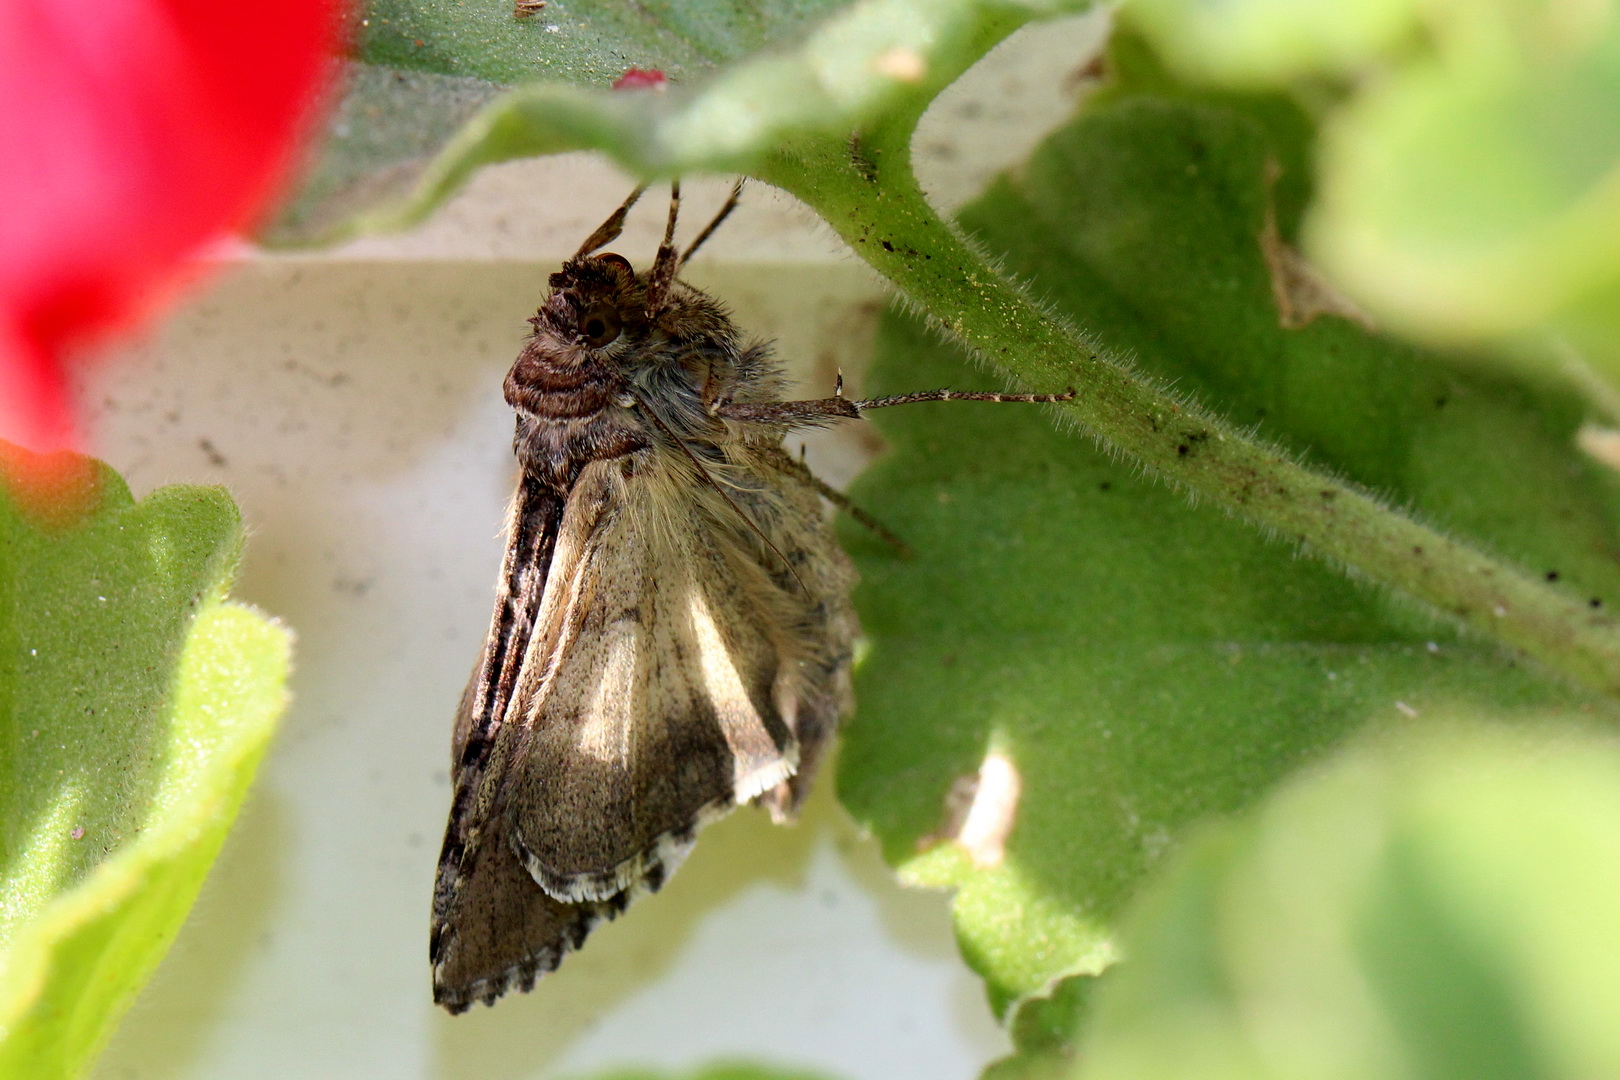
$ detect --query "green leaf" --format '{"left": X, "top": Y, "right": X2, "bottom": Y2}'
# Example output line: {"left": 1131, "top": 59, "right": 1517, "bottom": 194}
{"left": 1073, "top": 720, "right": 1620, "bottom": 1080}
{"left": 982, "top": 974, "right": 1093, "bottom": 1080}
{"left": 836, "top": 80, "right": 1620, "bottom": 1017}
{"left": 0, "top": 446, "right": 290, "bottom": 1080}
{"left": 1126, "top": 0, "right": 1417, "bottom": 84}
{"left": 265, "top": 64, "right": 508, "bottom": 245}
{"left": 1311, "top": 12, "right": 1620, "bottom": 352}
{"left": 360, "top": 0, "right": 854, "bottom": 85}
{"left": 1125, "top": 0, "right": 1620, "bottom": 370}
{"left": 270, "top": 0, "right": 1091, "bottom": 244}
{"left": 272, "top": 0, "right": 855, "bottom": 243}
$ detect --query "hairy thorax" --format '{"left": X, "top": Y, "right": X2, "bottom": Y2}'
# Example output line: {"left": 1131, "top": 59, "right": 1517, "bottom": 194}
{"left": 504, "top": 265, "right": 750, "bottom": 491}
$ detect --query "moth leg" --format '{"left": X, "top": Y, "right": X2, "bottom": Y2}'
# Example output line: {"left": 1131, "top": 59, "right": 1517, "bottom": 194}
{"left": 715, "top": 396, "right": 862, "bottom": 426}
{"left": 814, "top": 479, "right": 913, "bottom": 558}
{"left": 718, "top": 384, "right": 1075, "bottom": 551}
{"left": 769, "top": 449, "right": 912, "bottom": 558}
{"left": 700, "top": 353, "right": 741, "bottom": 414}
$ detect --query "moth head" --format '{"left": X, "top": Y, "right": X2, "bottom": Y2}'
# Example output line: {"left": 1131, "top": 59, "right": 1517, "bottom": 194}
{"left": 529, "top": 253, "right": 647, "bottom": 363}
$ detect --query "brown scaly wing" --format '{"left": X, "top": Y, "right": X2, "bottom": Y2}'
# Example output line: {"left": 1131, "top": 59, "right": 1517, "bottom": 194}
{"left": 430, "top": 810, "right": 624, "bottom": 1013}
{"left": 499, "top": 450, "right": 813, "bottom": 903}
{"left": 432, "top": 445, "right": 855, "bottom": 1010}
{"left": 432, "top": 472, "right": 584, "bottom": 1011}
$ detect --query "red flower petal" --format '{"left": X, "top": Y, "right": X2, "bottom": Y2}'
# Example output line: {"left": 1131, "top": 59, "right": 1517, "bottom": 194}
{"left": 0, "top": 0, "right": 340, "bottom": 454}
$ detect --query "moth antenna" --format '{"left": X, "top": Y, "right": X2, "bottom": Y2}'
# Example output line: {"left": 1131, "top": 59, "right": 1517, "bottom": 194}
{"left": 678, "top": 179, "right": 745, "bottom": 268}
{"left": 636, "top": 394, "right": 811, "bottom": 596}
{"left": 575, "top": 184, "right": 648, "bottom": 259}
{"left": 645, "top": 180, "right": 682, "bottom": 317}
{"left": 835, "top": 370, "right": 844, "bottom": 398}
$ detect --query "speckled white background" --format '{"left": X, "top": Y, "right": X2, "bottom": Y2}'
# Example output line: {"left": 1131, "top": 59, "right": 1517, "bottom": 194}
{"left": 84, "top": 14, "right": 1106, "bottom": 1080}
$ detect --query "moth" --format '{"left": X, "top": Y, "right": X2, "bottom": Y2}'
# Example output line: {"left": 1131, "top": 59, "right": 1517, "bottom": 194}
{"left": 430, "top": 183, "right": 1071, "bottom": 1012}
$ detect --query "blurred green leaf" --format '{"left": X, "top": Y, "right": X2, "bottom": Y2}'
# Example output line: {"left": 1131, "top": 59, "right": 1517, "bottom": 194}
{"left": 1128, "top": 0, "right": 1416, "bottom": 83}
{"left": 266, "top": 65, "right": 507, "bottom": 245}
{"left": 1126, "top": 0, "right": 1620, "bottom": 374}
{"left": 1312, "top": 12, "right": 1620, "bottom": 353}
{"left": 983, "top": 974, "right": 1093, "bottom": 1080}
{"left": 838, "top": 72, "right": 1620, "bottom": 1017}
{"left": 273, "top": 0, "right": 852, "bottom": 242}
{"left": 1073, "top": 720, "right": 1620, "bottom": 1080}
{"left": 0, "top": 446, "right": 289, "bottom": 1080}
{"left": 270, "top": 0, "right": 1091, "bottom": 244}
{"left": 360, "top": 0, "right": 853, "bottom": 85}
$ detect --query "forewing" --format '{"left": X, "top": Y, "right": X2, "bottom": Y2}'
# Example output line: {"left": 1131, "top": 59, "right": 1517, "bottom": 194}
{"left": 451, "top": 473, "right": 564, "bottom": 780}
{"left": 502, "top": 454, "right": 800, "bottom": 902}
{"left": 433, "top": 472, "right": 581, "bottom": 1011}
{"left": 430, "top": 812, "right": 621, "bottom": 1013}
{"left": 432, "top": 437, "right": 858, "bottom": 1010}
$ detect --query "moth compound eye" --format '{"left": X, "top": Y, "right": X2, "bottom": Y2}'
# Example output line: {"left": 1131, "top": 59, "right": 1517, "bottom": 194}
{"left": 579, "top": 305, "right": 622, "bottom": 348}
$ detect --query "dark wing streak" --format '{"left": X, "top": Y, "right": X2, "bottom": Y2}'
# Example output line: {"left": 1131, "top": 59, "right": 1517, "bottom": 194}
{"left": 454, "top": 470, "right": 565, "bottom": 776}
{"left": 433, "top": 468, "right": 565, "bottom": 982}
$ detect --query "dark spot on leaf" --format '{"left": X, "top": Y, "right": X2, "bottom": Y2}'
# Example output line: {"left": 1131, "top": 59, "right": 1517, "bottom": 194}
{"left": 1546, "top": 570, "right": 1560, "bottom": 582}
{"left": 1099, "top": 481, "right": 1111, "bottom": 492}
{"left": 881, "top": 240, "right": 895, "bottom": 252}
{"left": 849, "top": 135, "right": 879, "bottom": 183}
{"left": 1177, "top": 444, "right": 1189, "bottom": 456}
{"left": 1592, "top": 598, "right": 1604, "bottom": 608}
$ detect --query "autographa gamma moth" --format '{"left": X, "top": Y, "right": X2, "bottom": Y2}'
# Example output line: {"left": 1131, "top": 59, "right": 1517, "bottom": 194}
{"left": 430, "top": 183, "right": 1071, "bottom": 1012}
